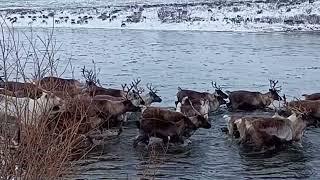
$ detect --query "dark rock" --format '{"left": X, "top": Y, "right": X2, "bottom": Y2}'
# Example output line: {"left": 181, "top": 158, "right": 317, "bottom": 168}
{"left": 126, "top": 11, "right": 142, "bottom": 23}
{"left": 306, "top": 8, "right": 312, "bottom": 14}
{"left": 233, "top": 7, "right": 240, "bottom": 12}
{"left": 284, "top": 19, "right": 294, "bottom": 25}
{"left": 286, "top": 8, "right": 291, "bottom": 12}
{"left": 157, "top": 6, "right": 189, "bottom": 23}
{"left": 48, "top": 12, "right": 55, "bottom": 17}
{"left": 98, "top": 13, "right": 109, "bottom": 20}
{"left": 295, "top": 20, "right": 304, "bottom": 24}
{"left": 111, "top": 9, "right": 121, "bottom": 14}
{"left": 257, "top": 10, "right": 263, "bottom": 14}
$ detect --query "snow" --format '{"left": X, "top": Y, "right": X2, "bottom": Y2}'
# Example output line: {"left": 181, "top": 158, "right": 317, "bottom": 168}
{"left": 1, "top": 1, "right": 320, "bottom": 32}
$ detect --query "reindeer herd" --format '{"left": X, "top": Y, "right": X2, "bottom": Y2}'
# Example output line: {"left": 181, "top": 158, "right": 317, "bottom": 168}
{"left": 1, "top": 70, "right": 320, "bottom": 152}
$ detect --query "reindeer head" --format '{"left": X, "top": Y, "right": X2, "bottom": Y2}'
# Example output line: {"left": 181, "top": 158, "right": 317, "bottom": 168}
{"left": 122, "top": 79, "right": 145, "bottom": 106}
{"left": 287, "top": 103, "right": 312, "bottom": 141}
{"left": 211, "top": 81, "right": 228, "bottom": 99}
{"left": 39, "top": 91, "right": 65, "bottom": 112}
{"left": 146, "top": 83, "right": 162, "bottom": 103}
{"left": 187, "top": 98, "right": 211, "bottom": 129}
{"left": 269, "top": 80, "right": 282, "bottom": 101}
{"left": 288, "top": 100, "right": 312, "bottom": 123}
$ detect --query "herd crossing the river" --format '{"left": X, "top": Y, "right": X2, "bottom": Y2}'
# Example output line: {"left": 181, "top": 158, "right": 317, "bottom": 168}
{"left": 0, "top": 68, "right": 320, "bottom": 152}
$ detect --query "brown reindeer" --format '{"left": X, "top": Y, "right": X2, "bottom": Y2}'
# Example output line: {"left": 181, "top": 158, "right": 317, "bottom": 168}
{"left": 38, "top": 76, "right": 82, "bottom": 90}
{"left": 224, "top": 106, "right": 310, "bottom": 150}
{"left": 286, "top": 99, "right": 320, "bottom": 120}
{"left": 176, "top": 81, "right": 227, "bottom": 112}
{"left": 134, "top": 106, "right": 211, "bottom": 147}
{"left": 302, "top": 93, "right": 320, "bottom": 100}
{"left": 227, "top": 80, "right": 282, "bottom": 111}
{"left": 84, "top": 78, "right": 145, "bottom": 106}
{"left": 0, "top": 77, "right": 42, "bottom": 99}
{"left": 49, "top": 93, "right": 141, "bottom": 136}
{"left": 144, "top": 83, "right": 162, "bottom": 105}
{"left": 176, "top": 96, "right": 210, "bottom": 120}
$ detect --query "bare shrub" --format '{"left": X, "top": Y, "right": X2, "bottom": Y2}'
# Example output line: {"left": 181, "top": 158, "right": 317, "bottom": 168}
{"left": 0, "top": 17, "right": 92, "bottom": 179}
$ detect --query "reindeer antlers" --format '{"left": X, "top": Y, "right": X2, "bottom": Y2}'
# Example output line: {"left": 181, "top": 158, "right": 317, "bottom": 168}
{"left": 121, "top": 83, "right": 134, "bottom": 99}
{"left": 269, "top": 79, "right": 281, "bottom": 92}
{"left": 146, "top": 83, "right": 159, "bottom": 94}
{"left": 131, "top": 78, "right": 144, "bottom": 94}
{"left": 187, "top": 98, "right": 202, "bottom": 116}
{"left": 289, "top": 103, "right": 311, "bottom": 116}
{"left": 81, "top": 66, "right": 100, "bottom": 86}
{"left": 211, "top": 81, "right": 222, "bottom": 90}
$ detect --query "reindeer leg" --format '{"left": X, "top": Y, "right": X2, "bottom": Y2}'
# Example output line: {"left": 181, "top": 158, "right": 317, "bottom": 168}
{"left": 133, "top": 131, "right": 149, "bottom": 147}
{"left": 117, "top": 120, "right": 123, "bottom": 136}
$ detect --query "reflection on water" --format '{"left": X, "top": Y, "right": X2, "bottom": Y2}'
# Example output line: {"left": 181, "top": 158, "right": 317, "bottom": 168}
{"left": 20, "top": 28, "right": 320, "bottom": 179}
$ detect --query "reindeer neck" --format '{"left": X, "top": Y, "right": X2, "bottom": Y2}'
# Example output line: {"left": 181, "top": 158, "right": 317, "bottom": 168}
{"left": 142, "top": 94, "right": 153, "bottom": 106}
{"left": 261, "top": 92, "right": 273, "bottom": 106}
{"left": 288, "top": 114, "right": 307, "bottom": 141}
{"left": 189, "top": 116, "right": 200, "bottom": 128}
{"left": 176, "top": 102, "right": 182, "bottom": 112}
{"left": 109, "top": 101, "right": 127, "bottom": 116}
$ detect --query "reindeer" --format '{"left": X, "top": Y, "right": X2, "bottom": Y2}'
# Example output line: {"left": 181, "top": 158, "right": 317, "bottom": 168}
{"left": 122, "top": 83, "right": 162, "bottom": 122}
{"left": 0, "top": 77, "right": 42, "bottom": 99}
{"left": 302, "top": 93, "right": 320, "bottom": 100}
{"left": 82, "top": 70, "right": 145, "bottom": 106}
{"left": 227, "top": 80, "right": 282, "bottom": 111}
{"left": 176, "top": 81, "right": 227, "bottom": 112}
{"left": 134, "top": 106, "right": 211, "bottom": 147}
{"left": 37, "top": 76, "right": 83, "bottom": 96}
{"left": 143, "top": 83, "right": 162, "bottom": 105}
{"left": 50, "top": 91, "right": 141, "bottom": 136}
{"left": 224, "top": 106, "right": 311, "bottom": 150}
{"left": 0, "top": 91, "right": 64, "bottom": 126}
{"left": 176, "top": 96, "right": 210, "bottom": 120}
{"left": 283, "top": 96, "right": 320, "bottom": 121}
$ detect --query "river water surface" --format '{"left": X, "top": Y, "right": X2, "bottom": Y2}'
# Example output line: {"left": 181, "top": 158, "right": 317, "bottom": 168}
{"left": 1, "top": 0, "right": 320, "bottom": 179}
{"left": 22, "top": 28, "right": 320, "bottom": 179}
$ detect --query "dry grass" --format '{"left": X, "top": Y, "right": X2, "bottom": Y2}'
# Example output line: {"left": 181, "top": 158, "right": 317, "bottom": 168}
{"left": 0, "top": 17, "right": 93, "bottom": 179}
